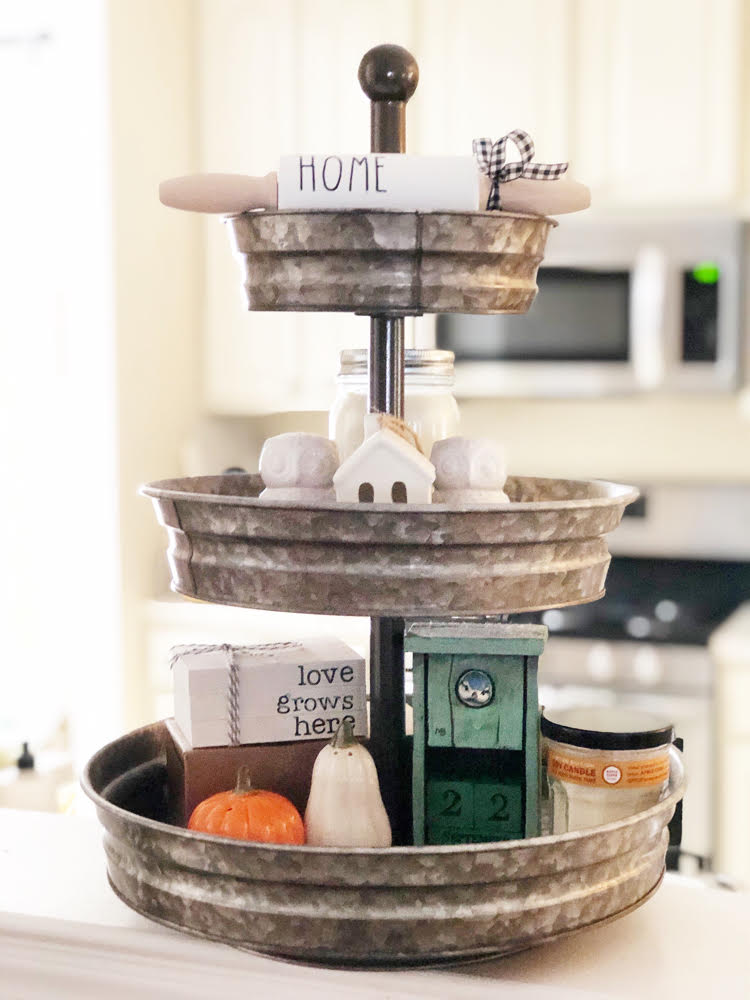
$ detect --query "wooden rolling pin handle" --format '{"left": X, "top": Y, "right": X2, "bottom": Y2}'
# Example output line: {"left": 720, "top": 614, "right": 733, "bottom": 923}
{"left": 159, "top": 172, "right": 278, "bottom": 213}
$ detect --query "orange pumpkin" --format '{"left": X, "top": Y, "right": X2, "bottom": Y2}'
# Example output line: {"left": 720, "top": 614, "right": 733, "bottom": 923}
{"left": 188, "top": 765, "right": 305, "bottom": 845}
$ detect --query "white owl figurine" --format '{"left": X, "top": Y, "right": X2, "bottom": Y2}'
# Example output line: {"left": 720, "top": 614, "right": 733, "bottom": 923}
{"left": 259, "top": 432, "right": 339, "bottom": 502}
{"left": 430, "top": 436, "right": 510, "bottom": 504}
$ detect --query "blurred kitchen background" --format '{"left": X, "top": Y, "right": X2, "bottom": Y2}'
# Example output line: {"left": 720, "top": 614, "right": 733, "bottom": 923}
{"left": 2, "top": 0, "right": 750, "bottom": 881}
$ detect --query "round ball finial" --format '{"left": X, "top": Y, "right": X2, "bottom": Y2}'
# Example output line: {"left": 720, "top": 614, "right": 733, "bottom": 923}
{"left": 358, "top": 44, "right": 418, "bottom": 103}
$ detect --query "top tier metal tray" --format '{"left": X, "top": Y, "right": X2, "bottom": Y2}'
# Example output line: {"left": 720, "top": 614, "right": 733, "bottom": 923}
{"left": 142, "top": 473, "right": 638, "bottom": 617}
{"left": 227, "top": 209, "right": 554, "bottom": 315}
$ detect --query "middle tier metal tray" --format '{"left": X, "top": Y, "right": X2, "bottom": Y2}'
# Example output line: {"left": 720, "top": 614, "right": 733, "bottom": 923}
{"left": 142, "top": 474, "right": 638, "bottom": 617}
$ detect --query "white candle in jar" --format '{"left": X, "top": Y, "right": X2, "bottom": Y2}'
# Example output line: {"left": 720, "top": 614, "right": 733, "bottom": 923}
{"left": 329, "top": 349, "right": 460, "bottom": 462}
{"left": 542, "top": 707, "right": 675, "bottom": 833}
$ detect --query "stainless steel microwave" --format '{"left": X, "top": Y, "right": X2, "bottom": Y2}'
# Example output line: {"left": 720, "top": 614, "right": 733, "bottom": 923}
{"left": 432, "top": 216, "right": 748, "bottom": 397}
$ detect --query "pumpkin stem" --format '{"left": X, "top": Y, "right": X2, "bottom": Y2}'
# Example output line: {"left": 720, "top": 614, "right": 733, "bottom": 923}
{"left": 331, "top": 718, "right": 357, "bottom": 749}
{"left": 234, "top": 764, "right": 254, "bottom": 795}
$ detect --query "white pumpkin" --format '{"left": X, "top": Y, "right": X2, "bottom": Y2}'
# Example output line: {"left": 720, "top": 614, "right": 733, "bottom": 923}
{"left": 304, "top": 720, "right": 392, "bottom": 847}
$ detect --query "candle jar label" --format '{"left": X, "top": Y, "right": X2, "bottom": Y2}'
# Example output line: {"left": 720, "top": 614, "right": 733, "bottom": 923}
{"left": 547, "top": 749, "right": 670, "bottom": 789}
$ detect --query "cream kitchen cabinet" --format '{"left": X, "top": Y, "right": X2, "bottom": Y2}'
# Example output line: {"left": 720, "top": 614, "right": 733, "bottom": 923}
{"left": 572, "top": 0, "right": 743, "bottom": 206}
{"left": 198, "top": 0, "right": 412, "bottom": 414}
{"left": 412, "top": 0, "right": 743, "bottom": 205}
{"left": 198, "top": 0, "right": 295, "bottom": 414}
{"left": 411, "top": 0, "right": 571, "bottom": 161}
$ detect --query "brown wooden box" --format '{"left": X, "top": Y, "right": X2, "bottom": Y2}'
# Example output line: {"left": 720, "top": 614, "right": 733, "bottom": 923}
{"left": 164, "top": 717, "right": 327, "bottom": 824}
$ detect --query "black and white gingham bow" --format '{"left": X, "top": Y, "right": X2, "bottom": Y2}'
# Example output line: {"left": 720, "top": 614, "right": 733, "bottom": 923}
{"left": 473, "top": 131, "right": 568, "bottom": 210}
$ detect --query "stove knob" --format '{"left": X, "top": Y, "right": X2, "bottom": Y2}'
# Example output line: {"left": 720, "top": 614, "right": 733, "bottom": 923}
{"left": 626, "top": 615, "right": 652, "bottom": 639}
{"left": 632, "top": 646, "right": 663, "bottom": 686}
{"left": 587, "top": 642, "right": 616, "bottom": 682}
{"left": 541, "top": 609, "right": 566, "bottom": 631}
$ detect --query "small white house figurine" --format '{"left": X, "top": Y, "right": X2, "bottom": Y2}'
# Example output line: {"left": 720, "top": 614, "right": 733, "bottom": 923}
{"left": 259, "top": 432, "right": 338, "bottom": 502}
{"left": 431, "top": 436, "right": 510, "bottom": 504}
{"left": 333, "top": 414, "right": 435, "bottom": 504}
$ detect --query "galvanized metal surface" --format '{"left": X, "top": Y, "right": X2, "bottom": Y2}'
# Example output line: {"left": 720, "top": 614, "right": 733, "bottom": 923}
{"left": 82, "top": 721, "right": 684, "bottom": 967}
{"left": 226, "top": 210, "right": 555, "bottom": 314}
{"left": 141, "top": 473, "right": 638, "bottom": 617}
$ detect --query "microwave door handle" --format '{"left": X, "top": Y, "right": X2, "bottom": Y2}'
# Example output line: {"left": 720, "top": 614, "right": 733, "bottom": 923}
{"left": 631, "top": 246, "right": 668, "bottom": 389}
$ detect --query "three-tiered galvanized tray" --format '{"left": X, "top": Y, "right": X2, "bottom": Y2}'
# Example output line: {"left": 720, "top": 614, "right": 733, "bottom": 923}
{"left": 84, "top": 43, "right": 682, "bottom": 966}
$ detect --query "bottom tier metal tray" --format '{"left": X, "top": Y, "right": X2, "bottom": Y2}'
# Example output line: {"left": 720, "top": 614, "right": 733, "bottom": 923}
{"left": 141, "top": 474, "right": 639, "bottom": 616}
{"left": 82, "top": 721, "right": 684, "bottom": 967}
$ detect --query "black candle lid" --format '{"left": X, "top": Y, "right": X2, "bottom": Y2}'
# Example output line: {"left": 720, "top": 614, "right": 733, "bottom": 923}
{"left": 541, "top": 707, "right": 674, "bottom": 751}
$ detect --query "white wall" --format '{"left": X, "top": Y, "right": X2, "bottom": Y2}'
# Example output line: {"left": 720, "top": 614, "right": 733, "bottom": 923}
{"left": 0, "top": 0, "right": 124, "bottom": 766}
{"left": 108, "top": 0, "right": 202, "bottom": 729}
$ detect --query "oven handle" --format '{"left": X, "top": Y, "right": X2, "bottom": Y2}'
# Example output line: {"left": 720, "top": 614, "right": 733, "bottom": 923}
{"left": 631, "top": 245, "right": 668, "bottom": 390}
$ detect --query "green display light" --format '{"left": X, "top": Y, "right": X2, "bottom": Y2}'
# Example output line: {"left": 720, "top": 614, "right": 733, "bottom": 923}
{"left": 692, "top": 261, "right": 720, "bottom": 285}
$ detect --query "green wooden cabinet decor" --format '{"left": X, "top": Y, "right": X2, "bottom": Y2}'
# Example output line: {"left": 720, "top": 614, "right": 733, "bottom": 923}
{"left": 406, "top": 621, "right": 547, "bottom": 846}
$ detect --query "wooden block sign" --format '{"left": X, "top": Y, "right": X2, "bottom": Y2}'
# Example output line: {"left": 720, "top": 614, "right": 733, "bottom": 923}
{"left": 277, "top": 154, "right": 479, "bottom": 212}
{"left": 172, "top": 637, "right": 367, "bottom": 749}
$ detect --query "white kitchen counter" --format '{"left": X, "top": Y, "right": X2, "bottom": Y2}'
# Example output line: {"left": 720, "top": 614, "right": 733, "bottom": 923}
{"left": 0, "top": 808, "right": 747, "bottom": 1000}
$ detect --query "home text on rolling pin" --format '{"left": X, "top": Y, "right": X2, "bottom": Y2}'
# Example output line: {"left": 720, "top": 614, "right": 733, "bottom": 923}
{"left": 277, "top": 153, "right": 479, "bottom": 212}
{"left": 297, "top": 155, "right": 387, "bottom": 194}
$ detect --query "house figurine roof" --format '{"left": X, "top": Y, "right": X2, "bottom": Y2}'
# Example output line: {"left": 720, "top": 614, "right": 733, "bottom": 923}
{"left": 333, "top": 424, "right": 436, "bottom": 504}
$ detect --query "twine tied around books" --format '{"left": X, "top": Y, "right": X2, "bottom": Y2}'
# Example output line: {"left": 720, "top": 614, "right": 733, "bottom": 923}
{"left": 473, "top": 130, "right": 568, "bottom": 210}
{"left": 169, "top": 641, "right": 304, "bottom": 746}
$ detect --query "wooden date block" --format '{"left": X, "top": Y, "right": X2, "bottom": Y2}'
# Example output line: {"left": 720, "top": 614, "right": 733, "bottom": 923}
{"left": 425, "top": 776, "right": 523, "bottom": 844}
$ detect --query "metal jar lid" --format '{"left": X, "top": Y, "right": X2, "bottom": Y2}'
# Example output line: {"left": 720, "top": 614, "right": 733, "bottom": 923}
{"left": 541, "top": 707, "right": 675, "bottom": 751}
{"left": 338, "top": 348, "right": 455, "bottom": 379}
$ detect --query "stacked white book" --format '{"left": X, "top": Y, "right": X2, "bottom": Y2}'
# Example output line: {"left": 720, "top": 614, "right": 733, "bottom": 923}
{"left": 171, "top": 636, "right": 367, "bottom": 748}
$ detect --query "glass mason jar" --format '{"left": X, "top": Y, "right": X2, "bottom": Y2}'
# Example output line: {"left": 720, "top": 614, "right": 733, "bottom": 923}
{"left": 329, "top": 349, "right": 461, "bottom": 462}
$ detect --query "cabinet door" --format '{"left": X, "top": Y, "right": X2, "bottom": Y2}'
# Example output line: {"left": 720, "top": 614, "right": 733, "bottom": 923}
{"left": 574, "top": 0, "right": 742, "bottom": 204}
{"left": 200, "top": 0, "right": 416, "bottom": 413}
{"left": 198, "top": 0, "right": 299, "bottom": 413}
{"left": 413, "top": 0, "right": 571, "bottom": 160}
{"left": 293, "top": 0, "right": 416, "bottom": 154}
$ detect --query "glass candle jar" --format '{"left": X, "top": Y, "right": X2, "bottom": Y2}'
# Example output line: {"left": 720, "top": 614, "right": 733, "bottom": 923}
{"left": 541, "top": 707, "right": 675, "bottom": 834}
{"left": 329, "top": 349, "right": 460, "bottom": 462}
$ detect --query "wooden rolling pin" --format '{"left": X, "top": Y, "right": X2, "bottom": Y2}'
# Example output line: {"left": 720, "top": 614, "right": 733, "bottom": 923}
{"left": 160, "top": 154, "right": 590, "bottom": 216}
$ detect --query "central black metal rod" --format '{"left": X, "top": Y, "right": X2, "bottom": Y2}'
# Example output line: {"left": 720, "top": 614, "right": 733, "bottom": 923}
{"left": 368, "top": 616, "right": 406, "bottom": 837}
{"left": 367, "top": 314, "right": 405, "bottom": 843}
{"left": 369, "top": 316, "right": 404, "bottom": 417}
{"left": 358, "top": 43, "right": 418, "bottom": 844}
{"left": 371, "top": 101, "right": 406, "bottom": 156}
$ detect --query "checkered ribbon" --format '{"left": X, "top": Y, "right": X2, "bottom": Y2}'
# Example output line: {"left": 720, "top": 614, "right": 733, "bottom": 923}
{"left": 169, "top": 641, "right": 303, "bottom": 746}
{"left": 473, "top": 131, "right": 568, "bottom": 210}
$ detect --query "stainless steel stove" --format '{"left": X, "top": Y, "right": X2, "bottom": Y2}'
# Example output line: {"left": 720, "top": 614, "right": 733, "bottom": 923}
{"left": 520, "top": 482, "right": 750, "bottom": 873}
